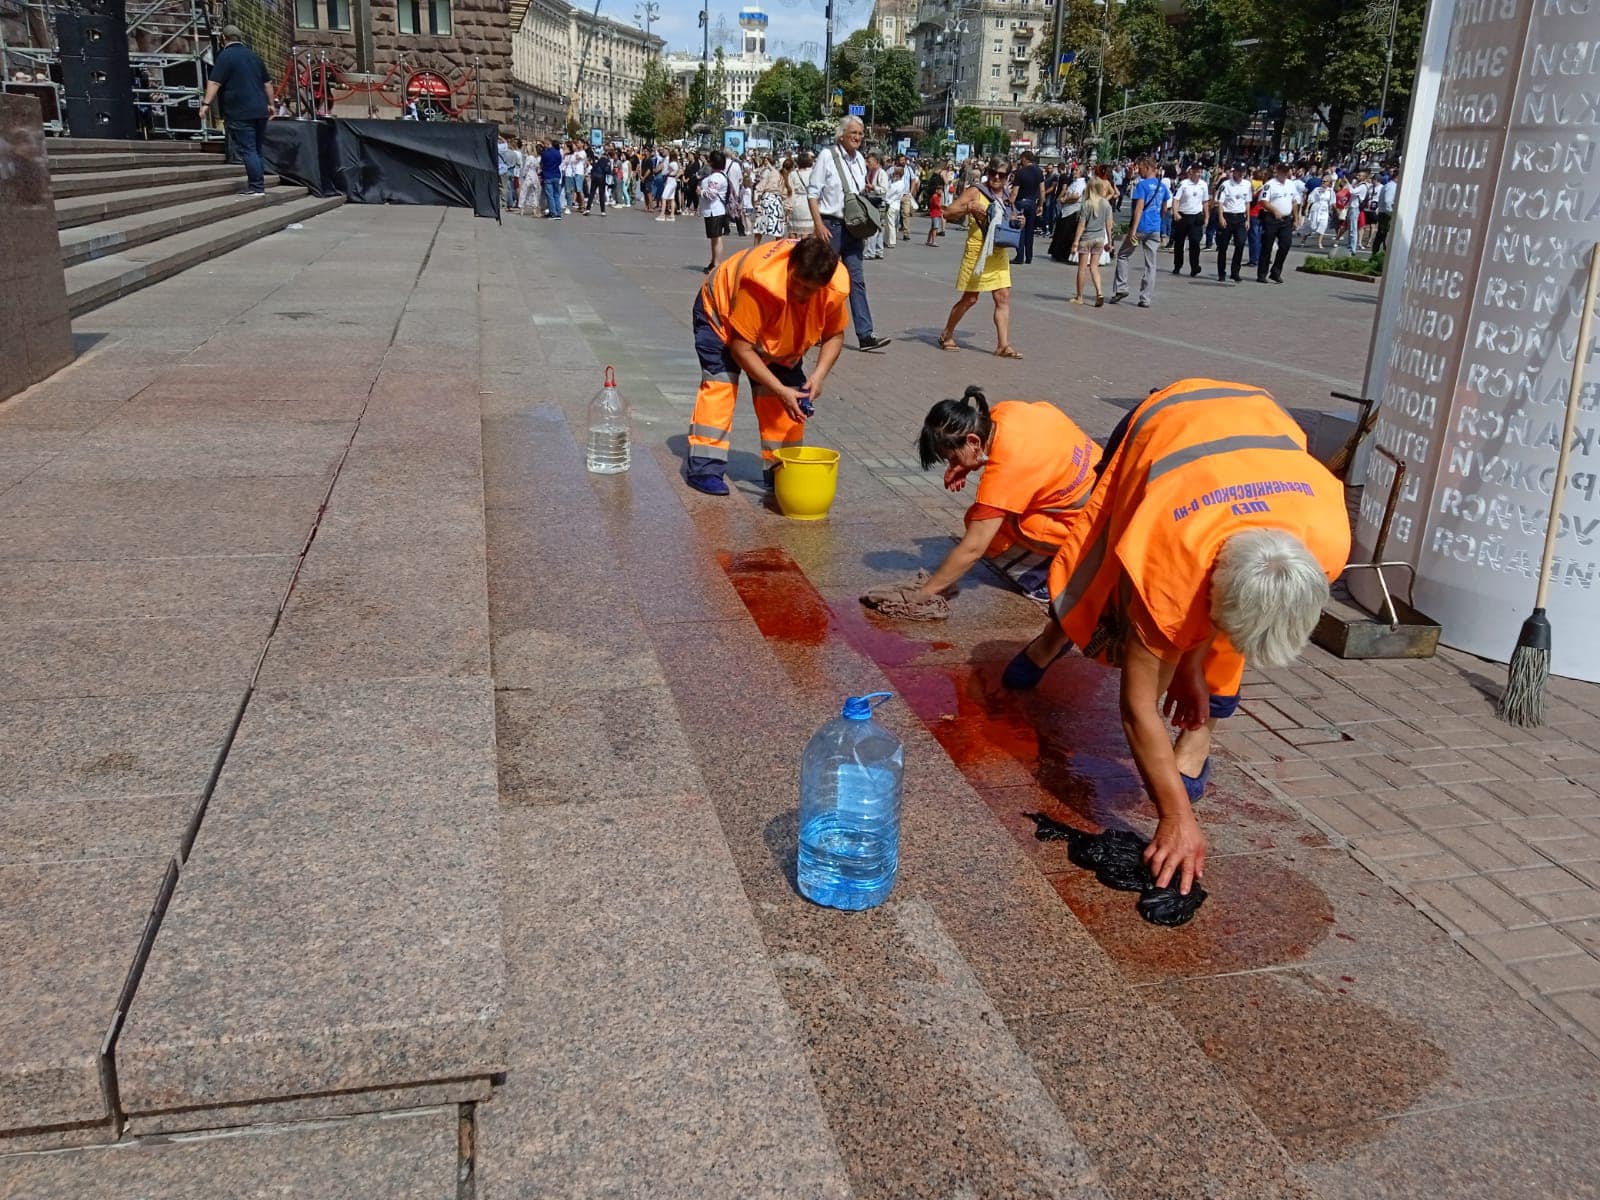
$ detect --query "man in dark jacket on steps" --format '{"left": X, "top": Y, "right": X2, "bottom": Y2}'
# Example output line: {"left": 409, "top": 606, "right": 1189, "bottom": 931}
{"left": 199, "top": 25, "right": 273, "bottom": 196}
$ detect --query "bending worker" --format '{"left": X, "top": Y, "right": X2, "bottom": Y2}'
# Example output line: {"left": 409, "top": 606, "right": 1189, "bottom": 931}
{"left": 910, "top": 387, "right": 1100, "bottom": 604}
{"left": 1005, "top": 378, "right": 1350, "bottom": 895}
{"left": 684, "top": 236, "right": 849, "bottom": 496}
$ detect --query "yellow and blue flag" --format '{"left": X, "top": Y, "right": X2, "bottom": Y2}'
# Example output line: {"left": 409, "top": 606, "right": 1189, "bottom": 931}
{"left": 1057, "top": 51, "right": 1076, "bottom": 79}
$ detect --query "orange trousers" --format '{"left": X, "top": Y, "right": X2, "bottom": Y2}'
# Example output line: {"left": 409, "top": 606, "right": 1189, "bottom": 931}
{"left": 686, "top": 294, "right": 806, "bottom": 477}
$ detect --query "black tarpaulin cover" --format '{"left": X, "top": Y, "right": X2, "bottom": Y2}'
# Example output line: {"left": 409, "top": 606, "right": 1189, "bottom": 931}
{"left": 261, "top": 119, "right": 341, "bottom": 198}
{"left": 332, "top": 119, "right": 499, "bottom": 218}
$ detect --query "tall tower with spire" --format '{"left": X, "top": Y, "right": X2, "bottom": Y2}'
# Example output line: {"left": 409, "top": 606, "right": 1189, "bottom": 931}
{"left": 737, "top": 2, "right": 768, "bottom": 63}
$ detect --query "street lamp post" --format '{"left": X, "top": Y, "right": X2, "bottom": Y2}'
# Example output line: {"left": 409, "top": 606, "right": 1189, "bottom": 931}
{"left": 635, "top": 1, "right": 657, "bottom": 38}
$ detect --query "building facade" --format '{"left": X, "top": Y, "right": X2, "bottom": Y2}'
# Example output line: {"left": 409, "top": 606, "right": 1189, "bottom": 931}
{"left": 911, "top": 0, "right": 1049, "bottom": 134}
{"left": 662, "top": 3, "right": 770, "bottom": 120}
{"left": 510, "top": 0, "right": 569, "bottom": 135}
{"left": 869, "top": 0, "right": 919, "bottom": 51}
{"left": 290, "top": 0, "right": 514, "bottom": 126}
{"left": 509, "top": 0, "right": 662, "bottom": 138}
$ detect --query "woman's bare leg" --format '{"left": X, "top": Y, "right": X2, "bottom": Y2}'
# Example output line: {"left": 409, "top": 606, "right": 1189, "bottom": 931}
{"left": 992, "top": 287, "right": 1012, "bottom": 351}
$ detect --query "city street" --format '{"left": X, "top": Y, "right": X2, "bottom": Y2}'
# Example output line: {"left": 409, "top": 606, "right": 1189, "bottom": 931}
{"left": 3, "top": 201, "right": 1600, "bottom": 1198}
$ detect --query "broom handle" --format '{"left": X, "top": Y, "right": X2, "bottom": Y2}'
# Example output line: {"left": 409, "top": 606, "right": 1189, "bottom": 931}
{"left": 1535, "top": 242, "right": 1600, "bottom": 610}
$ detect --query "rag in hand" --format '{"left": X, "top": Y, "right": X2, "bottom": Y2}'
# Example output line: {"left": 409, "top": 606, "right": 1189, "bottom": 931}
{"left": 859, "top": 571, "right": 951, "bottom": 621}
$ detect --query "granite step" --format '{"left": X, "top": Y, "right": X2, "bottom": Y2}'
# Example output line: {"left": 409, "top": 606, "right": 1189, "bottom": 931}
{"left": 63, "top": 193, "right": 343, "bottom": 316}
{"left": 46, "top": 136, "right": 217, "bottom": 154}
{"left": 112, "top": 243, "right": 505, "bottom": 1135}
{"left": 49, "top": 163, "right": 245, "bottom": 199}
{"left": 573, "top": 435, "right": 1323, "bottom": 1200}
{"left": 0, "top": 1106, "right": 460, "bottom": 1198}
{"left": 48, "top": 151, "right": 222, "bottom": 174}
{"left": 54, "top": 174, "right": 282, "bottom": 230}
{"left": 475, "top": 403, "right": 853, "bottom": 1198}
{"left": 58, "top": 185, "right": 301, "bottom": 267}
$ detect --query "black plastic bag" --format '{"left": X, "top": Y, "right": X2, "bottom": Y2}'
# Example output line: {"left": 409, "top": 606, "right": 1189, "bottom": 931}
{"left": 1026, "top": 813, "right": 1208, "bottom": 926}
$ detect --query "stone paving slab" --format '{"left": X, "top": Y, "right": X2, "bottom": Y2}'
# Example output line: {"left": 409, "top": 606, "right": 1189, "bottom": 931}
{"left": 0, "top": 1107, "right": 460, "bottom": 1199}
{"left": 481, "top": 797, "right": 855, "bottom": 1200}
{"left": 0, "top": 858, "right": 166, "bottom": 1146}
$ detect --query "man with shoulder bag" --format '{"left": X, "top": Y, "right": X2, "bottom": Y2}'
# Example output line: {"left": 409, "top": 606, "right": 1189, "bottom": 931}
{"left": 807, "top": 115, "right": 891, "bottom": 351}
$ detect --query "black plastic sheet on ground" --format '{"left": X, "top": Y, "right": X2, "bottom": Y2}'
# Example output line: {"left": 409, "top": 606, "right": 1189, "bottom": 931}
{"left": 333, "top": 118, "right": 499, "bottom": 219}
{"left": 261, "top": 119, "right": 341, "bottom": 198}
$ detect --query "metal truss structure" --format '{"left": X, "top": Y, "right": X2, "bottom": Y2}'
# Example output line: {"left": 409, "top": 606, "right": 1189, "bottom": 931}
{"left": 1096, "top": 100, "right": 1246, "bottom": 140}
{"left": 1, "top": 0, "right": 219, "bottom": 138}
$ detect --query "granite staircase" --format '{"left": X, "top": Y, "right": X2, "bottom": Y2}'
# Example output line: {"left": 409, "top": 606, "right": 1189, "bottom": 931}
{"left": 49, "top": 136, "right": 342, "bottom": 316}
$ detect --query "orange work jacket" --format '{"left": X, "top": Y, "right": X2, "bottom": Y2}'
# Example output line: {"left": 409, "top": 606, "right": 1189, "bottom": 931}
{"left": 1049, "top": 378, "right": 1350, "bottom": 695}
{"left": 975, "top": 401, "right": 1100, "bottom": 518}
{"left": 698, "top": 241, "right": 850, "bottom": 366}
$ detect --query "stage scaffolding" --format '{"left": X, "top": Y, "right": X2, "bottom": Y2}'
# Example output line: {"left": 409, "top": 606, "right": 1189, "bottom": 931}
{"left": 0, "top": 0, "right": 222, "bottom": 138}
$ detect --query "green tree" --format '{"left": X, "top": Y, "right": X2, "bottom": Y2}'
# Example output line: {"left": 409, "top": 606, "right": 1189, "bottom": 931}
{"left": 828, "top": 30, "right": 917, "bottom": 130}
{"left": 657, "top": 89, "right": 687, "bottom": 140}
{"left": 627, "top": 58, "right": 674, "bottom": 142}
{"left": 710, "top": 47, "right": 730, "bottom": 122}
{"left": 747, "top": 58, "right": 824, "bottom": 126}
{"left": 687, "top": 65, "right": 709, "bottom": 127}
{"left": 952, "top": 105, "right": 985, "bottom": 147}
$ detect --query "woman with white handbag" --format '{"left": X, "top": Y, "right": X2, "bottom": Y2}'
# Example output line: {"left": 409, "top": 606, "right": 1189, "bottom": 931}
{"left": 935, "top": 159, "right": 1022, "bottom": 359}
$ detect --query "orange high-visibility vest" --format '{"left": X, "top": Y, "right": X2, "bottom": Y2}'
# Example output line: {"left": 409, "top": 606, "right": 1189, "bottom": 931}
{"left": 699, "top": 241, "right": 850, "bottom": 366}
{"left": 1050, "top": 378, "right": 1350, "bottom": 691}
{"left": 975, "top": 401, "right": 1100, "bottom": 519}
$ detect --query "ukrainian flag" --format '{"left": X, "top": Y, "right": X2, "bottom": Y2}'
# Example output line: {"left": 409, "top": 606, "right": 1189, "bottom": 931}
{"left": 1362, "top": 107, "right": 1382, "bottom": 129}
{"left": 1057, "top": 51, "right": 1076, "bottom": 79}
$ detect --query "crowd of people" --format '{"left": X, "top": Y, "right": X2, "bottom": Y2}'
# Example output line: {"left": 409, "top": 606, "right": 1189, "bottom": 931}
{"left": 501, "top": 125, "right": 1396, "bottom": 346}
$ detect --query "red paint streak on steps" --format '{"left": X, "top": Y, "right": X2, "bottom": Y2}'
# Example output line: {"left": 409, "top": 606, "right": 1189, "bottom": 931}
{"left": 719, "top": 545, "right": 1335, "bottom": 977}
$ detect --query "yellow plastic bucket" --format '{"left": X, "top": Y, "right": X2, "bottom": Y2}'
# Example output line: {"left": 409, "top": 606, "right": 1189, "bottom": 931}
{"left": 772, "top": 446, "right": 840, "bottom": 521}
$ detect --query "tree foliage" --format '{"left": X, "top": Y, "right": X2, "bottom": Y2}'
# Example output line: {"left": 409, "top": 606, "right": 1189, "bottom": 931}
{"left": 656, "top": 89, "right": 687, "bottom": 140}
{"left": 1030, "top": 0, "right": 1425, "bottom": 154}
{"left": 687, "top": 50, "right": 730, "bottom": 127}
{"left": 748, "top": 58, "right": 825, "bottom": 126}
{"left": 627, "top": 58, "right": 674, "bottom": 142}
{"left": 829, "top": 29, "right": 920, "bottom": 130}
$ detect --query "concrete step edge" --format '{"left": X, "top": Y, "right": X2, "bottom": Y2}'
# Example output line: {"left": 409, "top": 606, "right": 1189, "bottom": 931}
{"left": 54, "top": 175, "right": 284, "bottom": 229}
{"left": 65, "top": 194, "right": 343, "bottom": 317}
{"left": 51, "top": 164, "right": 245, "bottom": 199}
{"left": 59, "top": 187, "right": 301, "bottom": 268}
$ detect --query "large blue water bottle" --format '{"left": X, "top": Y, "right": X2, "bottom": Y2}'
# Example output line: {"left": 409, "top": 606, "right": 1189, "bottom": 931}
{"left": 797, "top": 692, "right": 904, "bottom": 910}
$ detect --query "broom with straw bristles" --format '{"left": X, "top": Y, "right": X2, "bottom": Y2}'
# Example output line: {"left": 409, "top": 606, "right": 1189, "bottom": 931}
{"left": 1497, "top": 241, "right": 1600, "bottom": 727}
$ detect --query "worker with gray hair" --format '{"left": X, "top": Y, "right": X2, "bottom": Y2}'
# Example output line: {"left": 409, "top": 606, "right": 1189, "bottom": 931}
{"left": 1003, "top": 378, "right": 1351, "bottom": 897}
{"left": 806, "top": 115, "right": 891, "bottom": 351}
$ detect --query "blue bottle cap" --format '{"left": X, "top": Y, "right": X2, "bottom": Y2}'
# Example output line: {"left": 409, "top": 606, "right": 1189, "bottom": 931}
{"left": 842, "top": 692, "right": 893, "bottom": 720}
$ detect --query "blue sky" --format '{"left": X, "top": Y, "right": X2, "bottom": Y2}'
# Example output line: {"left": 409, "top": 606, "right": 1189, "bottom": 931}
{"left": 631, "top": 0, "right": 872, "bottom": 61}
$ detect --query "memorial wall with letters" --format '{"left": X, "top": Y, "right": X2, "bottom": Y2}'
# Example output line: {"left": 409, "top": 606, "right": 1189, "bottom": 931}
{"left": 1358, "top": 0, "right": 1600, "bottom": 680}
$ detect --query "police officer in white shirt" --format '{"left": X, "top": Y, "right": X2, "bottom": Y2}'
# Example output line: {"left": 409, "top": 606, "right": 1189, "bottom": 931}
{"left": 1256, "top": 162, "right": 1300, "bottom": 285}
{"left": 1213, "top": 162, "right": 1252, "bottom": 282}
{"left": 807, "top": 115, "right": 891, "bottom": 351}
{"left": 1170, "top": 162, "right": 1209, "bottom": 277}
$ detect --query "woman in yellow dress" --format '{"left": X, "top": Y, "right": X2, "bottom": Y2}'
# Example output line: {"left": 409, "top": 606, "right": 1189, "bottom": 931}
{"left": 936, "top": 158, "right": 1021, "bottom": 359}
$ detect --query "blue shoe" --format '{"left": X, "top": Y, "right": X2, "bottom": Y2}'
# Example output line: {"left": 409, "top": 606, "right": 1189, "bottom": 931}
{"left": 1001, "top": 643, "right": 1068, "bottom": 690}
{"left": 1179, "top": 757, "right": 1211, "bottom": 802}
{"left": 686, "top": 474, "right": 729, "bottom": 496}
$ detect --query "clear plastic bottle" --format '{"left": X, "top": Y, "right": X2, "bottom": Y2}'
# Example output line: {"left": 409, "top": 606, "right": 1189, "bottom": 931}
{"left": 797, "top": 692, "right": 904, "bottom": 911}
{"left": 586, "top": 365, "right": 631, "bottom": 474}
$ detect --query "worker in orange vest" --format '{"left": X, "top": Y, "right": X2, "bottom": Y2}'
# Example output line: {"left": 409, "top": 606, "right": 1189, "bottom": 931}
{"left": 909, "top": 386, "right": 1101, "bottom": 604}
{"left": 685, "top": 236, "right": 850, "bottom": 495}
{"left": 1006, "top": 378, "right": 1351, "bottom": 895}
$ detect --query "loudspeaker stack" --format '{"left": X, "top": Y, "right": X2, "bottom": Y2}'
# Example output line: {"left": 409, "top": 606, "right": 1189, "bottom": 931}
{"left": 56, "top": 0, "right": 136, "bottom": 139}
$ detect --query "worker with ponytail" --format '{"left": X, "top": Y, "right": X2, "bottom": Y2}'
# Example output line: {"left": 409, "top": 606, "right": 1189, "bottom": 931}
{"left": 904, "top": 385, "right": 1100, "bottom": 605}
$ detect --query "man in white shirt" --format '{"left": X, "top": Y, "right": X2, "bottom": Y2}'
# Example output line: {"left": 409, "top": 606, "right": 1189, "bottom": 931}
{"left": 807, "top": 115, "right": 890, "bottom": 351}
{"left": 726, "top": 154, "right": 746, "bottom": 236}
{"left": 1170, "top": 162, "right": 1209, "bottom": 277}
{"left": 864, "top": 152, "right": 890, "bottom": 258}
{"left": 1256, "top": 162, "right": 1300, "bottom": 285}
{"left": 1213, "top": 162, "right": 1252, "bottom": 282}
{"left": 882, "top": 164, "right": 910, "bottom": 251}
{"left": 1346, "top": 169, "right": 1371, "bottom": 254}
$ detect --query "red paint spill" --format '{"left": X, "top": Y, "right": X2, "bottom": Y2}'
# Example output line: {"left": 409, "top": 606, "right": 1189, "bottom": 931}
{"left": 720, "top": 544, "right": 1335, "bottom": 976}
